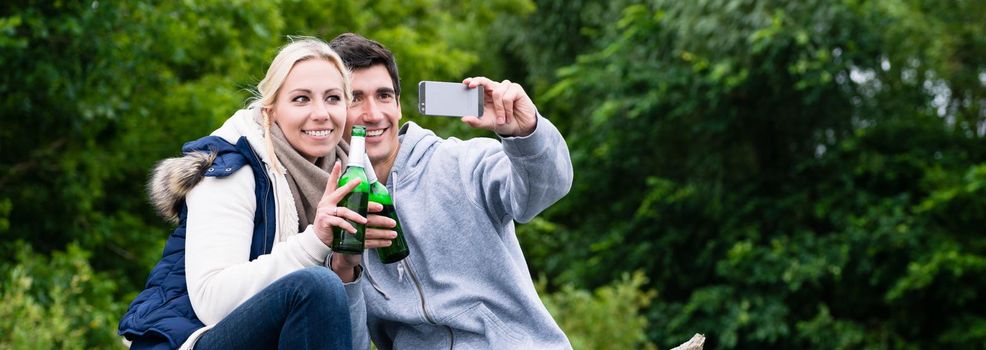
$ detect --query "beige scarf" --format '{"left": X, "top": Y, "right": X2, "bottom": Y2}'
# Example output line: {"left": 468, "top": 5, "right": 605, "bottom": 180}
{"left": 270, "top": 123, "right": 349, "bottom": 232}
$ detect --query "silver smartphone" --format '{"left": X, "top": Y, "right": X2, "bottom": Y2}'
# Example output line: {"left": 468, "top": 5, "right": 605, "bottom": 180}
{"left": 418, "top": 81, "right": 484, "bottom": 117}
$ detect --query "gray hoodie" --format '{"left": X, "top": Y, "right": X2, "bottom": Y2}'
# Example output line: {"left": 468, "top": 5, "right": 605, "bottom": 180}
{"left": 346, "top": 116, "right": 574, "bottom": 349}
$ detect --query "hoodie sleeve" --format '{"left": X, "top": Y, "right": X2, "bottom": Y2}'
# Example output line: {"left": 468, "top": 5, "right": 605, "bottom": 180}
{"left": 346, "top": 278, "right": 371, "bottom": 350}
{"left": 465, "top": 114, "right": 574, "bottom": 225}
{"left": 326, "top": 253, "right": 371, "bottom": 350}
{"left": 184, "top": 166, "right": 334, "bottom": 325}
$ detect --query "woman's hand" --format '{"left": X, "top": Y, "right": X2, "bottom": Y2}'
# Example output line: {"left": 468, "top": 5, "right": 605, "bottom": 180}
{"left": 315, "top": 161, "right": 366, "bottom": 281}
{"left": 313, "top": 161, "right": 366, "bottom": 247}
{"left": 315, "top": 161, "right": 398, "bottom": 281}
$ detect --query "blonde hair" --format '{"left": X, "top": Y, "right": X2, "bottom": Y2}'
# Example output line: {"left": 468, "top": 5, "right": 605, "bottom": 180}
{"left": 252, "top": 36, "right": 352, "bottom": 172}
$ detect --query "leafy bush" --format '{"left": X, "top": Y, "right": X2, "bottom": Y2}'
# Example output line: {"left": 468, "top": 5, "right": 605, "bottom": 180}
{"left": 0, "top": 242, "right": 124, "bottom": 349}
{"left": 510, "top": 0, "right": 986, "bottom": 348}
{"left": 540, "top": 271, "right": 658, "bottom": 350}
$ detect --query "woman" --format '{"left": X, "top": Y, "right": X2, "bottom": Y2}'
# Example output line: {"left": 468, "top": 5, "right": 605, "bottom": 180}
{"left": 119, "top": 37, "right": 390, "bottom": 350}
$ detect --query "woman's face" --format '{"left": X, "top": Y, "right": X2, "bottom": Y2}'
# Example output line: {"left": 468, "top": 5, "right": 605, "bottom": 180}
{"left": 269, "top": 59, "right": 347, "bottom": 162}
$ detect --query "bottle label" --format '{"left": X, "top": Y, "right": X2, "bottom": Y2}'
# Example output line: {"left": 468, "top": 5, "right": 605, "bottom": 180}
{"left": 349, "top": 135, "right": 365, "bottom": 168}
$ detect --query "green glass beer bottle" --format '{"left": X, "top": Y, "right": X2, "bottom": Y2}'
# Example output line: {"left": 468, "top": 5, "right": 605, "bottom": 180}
{"left": 332, "top": 125, "right": 370, "bottom": 254}
{"left": 363, "top": 154, "right": 410, "bottom": 264}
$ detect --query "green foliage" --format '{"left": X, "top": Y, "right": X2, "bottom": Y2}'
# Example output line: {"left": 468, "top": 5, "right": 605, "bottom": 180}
{"left": 539, "top": 271, "right": 657, "bottom": 350}
{"left": 0, "top": 0, "right": 532, "bottom": 291}
{"left": 0, "top": 0, "right": 534, "bottom": 344}
{"left": 0, "top": 242, "right": 124, "bottom": 349}
{"left": 4, "top": 0, "right": 986, "bottom": 348}
{"left": 508, "top": 0, "right": 986, "bottom": 348}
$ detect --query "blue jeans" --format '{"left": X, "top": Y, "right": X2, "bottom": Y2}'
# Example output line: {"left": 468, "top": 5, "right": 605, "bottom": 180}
{"left": 193, "top": 266, "right": 352, "bottom": 350}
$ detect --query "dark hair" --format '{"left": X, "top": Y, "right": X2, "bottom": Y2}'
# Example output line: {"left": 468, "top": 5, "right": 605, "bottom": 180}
{"left": 329, "top": 33, "right": 402, "bottom": 99}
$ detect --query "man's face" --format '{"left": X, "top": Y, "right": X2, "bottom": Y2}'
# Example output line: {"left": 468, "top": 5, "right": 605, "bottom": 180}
{"left": 346, "top": 64, "right": 401, "bottom": 167}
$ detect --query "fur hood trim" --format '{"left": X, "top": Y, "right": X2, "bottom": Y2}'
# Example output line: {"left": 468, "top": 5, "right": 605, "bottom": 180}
{"left": 148, "top": 151, "right": 216, "bottom": 224}
{"left": 148, "top": 107, "right": 268, "bottom": 224}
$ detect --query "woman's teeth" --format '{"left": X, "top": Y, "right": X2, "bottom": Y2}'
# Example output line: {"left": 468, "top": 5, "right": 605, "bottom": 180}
{"left": 367, "top": 129, "right": 385, "bottom": 137}
{"left": 305, "top": 129, "right": 331, "bottom": 137}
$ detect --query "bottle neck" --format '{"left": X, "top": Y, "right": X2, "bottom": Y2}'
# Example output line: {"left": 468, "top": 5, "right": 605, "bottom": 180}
{"left": 348, "top": 135, "right": 366, "bottom": 168}
{"left": 363, "top": 153, "right": 378, "bottom": 184}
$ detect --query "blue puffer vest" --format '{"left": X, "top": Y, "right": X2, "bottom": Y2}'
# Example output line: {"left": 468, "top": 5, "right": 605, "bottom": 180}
{"left": 118, "top": 136, "right": 277, "bottom": 349}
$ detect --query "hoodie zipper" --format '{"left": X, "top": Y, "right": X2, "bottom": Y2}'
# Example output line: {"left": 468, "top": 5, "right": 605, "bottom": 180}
{"left": 391, "top": 170, "right": 455, "bottom": 350}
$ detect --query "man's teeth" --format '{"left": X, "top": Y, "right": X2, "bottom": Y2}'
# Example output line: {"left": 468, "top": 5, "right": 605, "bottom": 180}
{"left": 305, "top": 130, "right": 331, "bottom": 137}
{"left": 367, "top": 129, "right": 385, "bottom": 137}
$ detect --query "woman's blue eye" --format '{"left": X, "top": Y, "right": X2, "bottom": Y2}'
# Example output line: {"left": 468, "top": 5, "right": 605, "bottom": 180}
{"left": 327, "top": 95, "right": 341, "bottom": 103}
{"left": 292, "top": 95, "right": 309, "bottom": 103}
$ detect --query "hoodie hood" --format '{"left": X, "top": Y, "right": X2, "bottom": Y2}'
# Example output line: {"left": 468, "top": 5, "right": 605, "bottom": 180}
{"left": 393, "top": 121, "right": 441, "bottom": 179}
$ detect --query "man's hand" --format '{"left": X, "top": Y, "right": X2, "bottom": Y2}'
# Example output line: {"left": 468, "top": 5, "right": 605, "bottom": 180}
{"left": 330, "top": 203, "right": 395, "bottom": 282}
{"left": 461, "top": 77, "right": 537, "bottom": 137}
{"left": 315, "top": 161, "right": 400, "bottom": 281}
{"left": 365, "top": 209, "right": 397, "bottom": 250}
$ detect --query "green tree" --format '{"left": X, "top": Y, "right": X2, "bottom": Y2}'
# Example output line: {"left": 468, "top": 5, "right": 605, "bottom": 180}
{"left": 1, "top": 0, "right": 532, "bottom": 346}
{"left": 5, "top": 0, "right": 985, "bottom": 348}
{"left": 0, "top": 0, "right": 532, "bottom": 282}
{"left": 508, "top": 0, "right": 986, "bottom": 348}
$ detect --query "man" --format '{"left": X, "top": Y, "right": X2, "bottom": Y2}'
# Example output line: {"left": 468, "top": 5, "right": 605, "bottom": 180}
{"left": 330, "top": 33, "right": 574, "bottom": 349}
